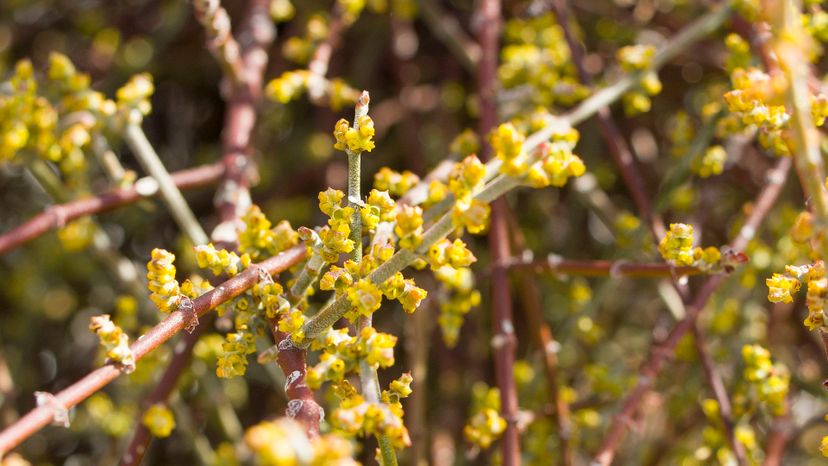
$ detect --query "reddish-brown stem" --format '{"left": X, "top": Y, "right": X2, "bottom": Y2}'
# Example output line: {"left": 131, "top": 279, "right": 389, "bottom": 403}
{"left": 477, "top": 0, "right": 519, "bottom": 464}
{"left": 506, "top": 213, "right": 572, "bottom": 466}
{"left": 191, "top": 0, "right": 245, "bottom": 84}
{"left": 306, "top": 4, "right": 345, "bottom": 97}
{"left": 120, "top": 318, "right": 210, "bottom": 466}
{"left": 820, "top": 330, "right": 828, "bottom": 366}
{"left": 547, "top": 0, "right": 666, "bottom": 239}
{"left": 0, "top": 163, "right": 224, "bottom": 256}
{"left": 119, "top": 4, "right": 277, "bottom": 460}
{"left": 0, "top": 245, "right": 306, "bottom": 456}
{"left": 269, "top": 328, "right": 323, "bottom": 437}
{"left": 213, "top": 0, "right": 274, "bottom": 244}
{"left": 763, "top": 402, "right": 792, "bottom": 466}
{"left": 505, "top": 256, "right": 701, "bottom": 278}
{"left": 593, "top": 156, "right": 791, "bottom": 465}
{"left": 692, "top": 325, "right": 746, "bottom": 466}
{"left": 593, "top": 276, "right": 723, "bottom": 466}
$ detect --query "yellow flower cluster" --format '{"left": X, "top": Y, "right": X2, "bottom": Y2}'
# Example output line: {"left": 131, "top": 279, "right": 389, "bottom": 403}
{"left": 360, "top": 189, "right": 396, "bottom": 231}
{"left": 448, "top": 155, "right": 490, "bottom": 234}
{"left": 306, "top": 326, "right": 399, "bottom": 388}
{"left": 668, "top": 112, "right": 695, "bottom": 159}
{"left": 723, "top": 67, "right": 792, "bottom": 156}
{"left": 116, "top": 73, "right": 154, "bottom": 126}
{"left": 89, "top": 314, "right": 135, "bottom": 372}
{"left": 804, "top": 263, "right": 828, "bottom": 330}
{"left": 427, "top": 239, "right": 477, "bottom": 270}
{"left": 700, "top": 398, "right": 760, "bottom": 465}
{"left": 180, "top": 275, "right": 213, "bottom": 312}
{"left": 331, "top": 381, "right": 411, "bottom": 449}
{"left": 238, "top": 205, "right": 300, "bottom": 261}
{"left": 319, "top": 265, "right": 354, "bottom": 292}
{"left": 614, "top": 210, "right": 644, "bottom": 249}
{"left": 347, "top": 279, "right": 384, "bottom": 319}
{"left": 266, "top": 70, "right": 310, "bottom": 103}
{"left": 282, "top": 14, "right": 329, "bottom": 64}
{"left": 278, "top": 309, "right": 306, "bottom": 343}
{"left": 373, "top": 167, "right": 421, "bottom": 197}
{"left": 449, "top": 154, "right": 486, "bottom": 199}
{"left": 317, "top": 188, "right": 356, "bottom": 261}
{"left": 86, "top": 393, "right": 133, "bottom": 438}
{"left": 0, "top": 55, "right": 134, "bottom": 189}
{"left": 492, "top": 122, "right": 526, "bottom": 176}
{"left": 525, "top": 127, "right": 585, "bottom": 189}
{"left": 146, "top": 248, "right": 182, "bottom": 313}
{"left": 384, "top": 372, "right": 414, "bottom": 408}
{"left": 430, "top": 261, "right": 481, "bottom": 347}
{"left": 251, "top": 279, "right": 290, "bottom": 319}
{"left": 464, "top": 383, "right": 506, "bottom": 449}
{"left": 766, "top": 272, "right": 802, "bottom": 304}
{"left": 356, "top": 327, "right": 398, "bottom": 368}
{"left": 766, "top": 262, "right": 828, "bottom": 331}
{"left": 741, "top": 344, "right": 790, "bottom": 416}
{"left": 265, "top": 70, "right": 358, "bottom": 110}
{"left": 395, "top": 205, "right": 424, "bottom": 249}
{"left": 616, "top": 45, "right": 662, "bottom": 115}
{"left": 194, "top": 243, "right": 251, "bottom": 277}
{"left": 306, "top": 330, "right": 352, "bottom": 388}
{"left": 725, "top": 33, "right": 752, "bottom": 72}
{"left": 449, "top": 129, "right": 480, "bottom": 157}
{"left": 790, "top": 211, "right": 814, "bottom": 243}
{"left": 692, "top": 145, "right": 727, "bottom": 178}
{"left": 812, "top": 93, "right": 828, "bottom": 126}
{"left": 216, "top": 332, "right": 256, "bottom": 378}
{"left": 333, "top": 115, "right": 375, "bottom": 153}
{"left": 141, "top": 403, "right": 176, "bottom": 438}
{"left": 657, "top": 223, "right": 722, "bottom": 270}
{"left": 498, "top": 13, "right": 588, "bottom": 107}
{"left": 616, "top": 44, "right": 656, "bottom": 71}
{"left": 317, "top": 243, "right": 427, "bottom": 321}
{"left": 57, "top": 217, "right": 97, "bottom": 252}
{"left": 0, "top": 53, "right": 154, "bottom": 189}
{"left": 244, "top": 418, "right": 359, "bottom": 466}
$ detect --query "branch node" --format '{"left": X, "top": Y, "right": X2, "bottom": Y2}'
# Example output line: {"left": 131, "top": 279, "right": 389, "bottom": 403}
{"left": 178, "top": 296, "right": 199, "bottom": 334}
{"left": 34, "top": 391, "right": 70, "bottom": 428}
{"left": 285, "top": 370, "right": 303, "bottom": 393}
{"left": 286, "top": 399, "right": 304, "bottom": 419}
{"left": 46, "top": 205, "right": 68, "bottom": 228}
{"left": 278, "top": 337, "right": 297, "bottom": 352}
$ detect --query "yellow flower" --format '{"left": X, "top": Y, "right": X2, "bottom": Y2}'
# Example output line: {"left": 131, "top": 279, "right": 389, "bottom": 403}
{"left": 142, "top": 404, "right": 175, "bottom": 438}
{"left": 347, "top": 279, "right": 383, "bottom": 319}
{"left": 766, "top": 273, "right": 801, "bottom": 304}
{"left": 658, "top": 223, "right": 695, "bottom": 266}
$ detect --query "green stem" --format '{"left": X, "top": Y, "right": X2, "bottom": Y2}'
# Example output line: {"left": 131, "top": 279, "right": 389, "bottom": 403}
{"left": 27, "top": 159, "right": 66, "bottom": 201}
{"left": 303, "top": 2, "right": 731, "bottom": 356}
{"left": 123, "top": 124, "right": 209, "bottom": 246}
{"left": 346, "top": 92, "right": 398, "bottom": 466}
{"left": 289, "top": 254, "right": 326, "bottom": 301}
{"left": 532, "top": 5, "right": 730, "bottom": 143}
{"left": 302, "top": 175, "right": 517, "bottom": 340}
{"left": 349, "top": 149, "right": 363, "bottom": 260}
{"left": 778, "top": 0, "right": 828, "bottom": 263}
{"left": 404, "top": 5, "right": 732, "bottom": 212}
{"left": 91, "top": 134, "right": 128, "bottom": 184}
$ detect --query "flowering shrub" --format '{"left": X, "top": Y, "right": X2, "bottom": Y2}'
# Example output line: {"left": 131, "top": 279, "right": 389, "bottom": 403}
{"left": 2, "top": 1, "right": 828, "bottom": 465}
